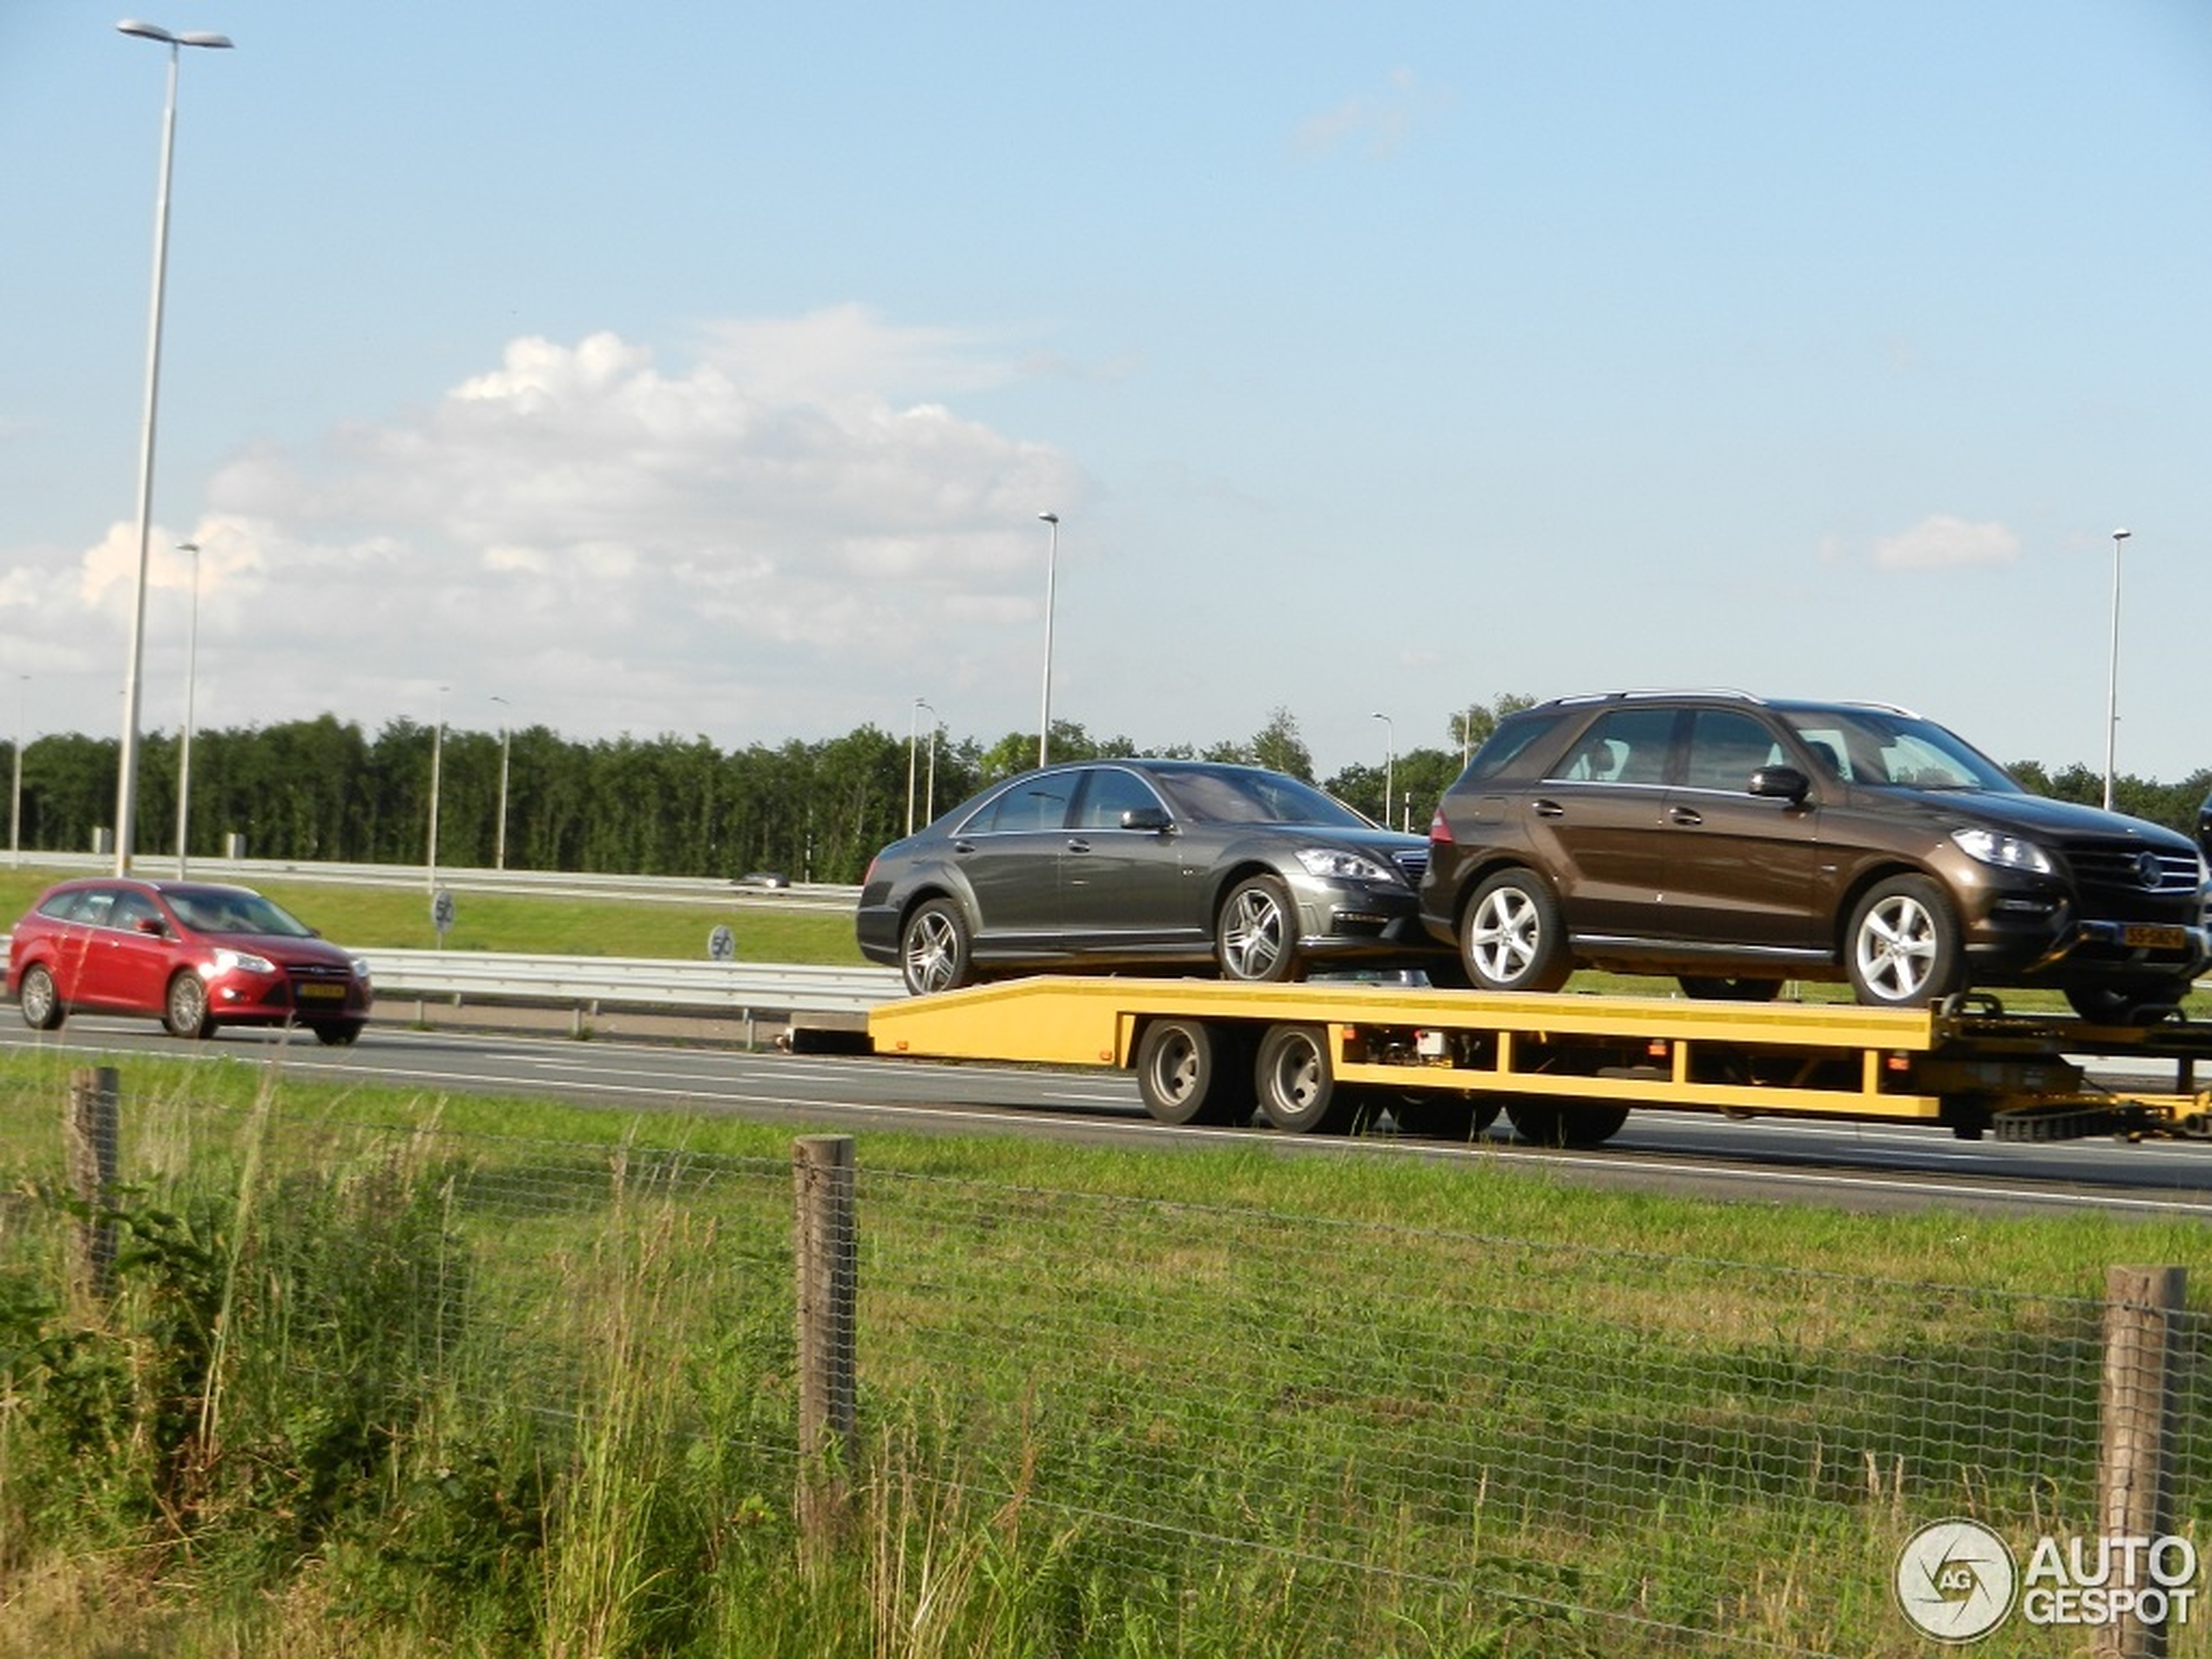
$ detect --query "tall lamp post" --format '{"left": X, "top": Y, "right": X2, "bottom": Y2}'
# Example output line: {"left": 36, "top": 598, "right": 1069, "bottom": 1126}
{"left": 917, "top": 700, "right": 939, "bottom": 824}
{"left": 426, "top": 686, "right": 448, "bottom": 893}
{"left": 905, "top": 696, "right": 927, "bottom": 835}
{"left": 490, "top": 694, "right": 511, "bottom": 870}
{"left": 1036, "top": 512, "right": 1059, "bottom": 768}
{"left": 10, "top": 677, "right": 25, "bottom": 869}
{"left": 113, "top": 18, "right": 232, "bottom": 876}
{"left": 2102, "top": 527, "right": 2131, "bottom": 812}
{"left": 1372, "top": 711, "right": 1395, "bottom": 830}
{"left": 173, "top": 539, "right": 199, "bottom": 874}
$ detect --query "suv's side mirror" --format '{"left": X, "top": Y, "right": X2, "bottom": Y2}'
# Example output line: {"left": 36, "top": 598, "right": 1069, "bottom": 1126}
{"left": 1749, "top": 765, "right": 1811, "bottom": 804}
{"left": 1121, "top": 806, "right": 1174, "bottom": 833}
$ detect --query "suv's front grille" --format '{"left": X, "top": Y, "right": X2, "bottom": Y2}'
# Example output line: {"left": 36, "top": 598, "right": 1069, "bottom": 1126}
{"left": 2063, "top": 843, "right": 2202, "bottom": 897}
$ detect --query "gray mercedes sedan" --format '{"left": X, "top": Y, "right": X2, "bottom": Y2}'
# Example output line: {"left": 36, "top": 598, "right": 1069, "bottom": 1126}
{"left": 856, "top": 759, "right": 1448, "bottom": 995}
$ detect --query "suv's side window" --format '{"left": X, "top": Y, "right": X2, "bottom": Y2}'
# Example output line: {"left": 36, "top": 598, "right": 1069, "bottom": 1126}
{"left": 1683, "top": 711, "right": 1784, "bottom": 792}
{"left": 1548, "top": 708, "right": 1676, "bottom": 786}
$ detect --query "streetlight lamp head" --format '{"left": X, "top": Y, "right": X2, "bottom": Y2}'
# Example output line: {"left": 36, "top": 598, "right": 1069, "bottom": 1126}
{"left": 118, "top": 21, "right": 234, "bottom": 48}
{"left": 2113, "top": 528, "right": 2132, "bottom": 542}
{"left": 1038, "top": 511, "right": 1058, "bottom": 525}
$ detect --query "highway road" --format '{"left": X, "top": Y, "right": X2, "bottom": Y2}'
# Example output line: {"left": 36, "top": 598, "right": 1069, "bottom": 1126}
{"left": 5, "top": 1012, "right": 2211, "bottom": 1220}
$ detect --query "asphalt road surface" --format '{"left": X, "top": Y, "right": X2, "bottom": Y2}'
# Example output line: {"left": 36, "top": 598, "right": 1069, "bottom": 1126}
{"left": 5, "top": 1014, "right": 2210, "bottom": 1219}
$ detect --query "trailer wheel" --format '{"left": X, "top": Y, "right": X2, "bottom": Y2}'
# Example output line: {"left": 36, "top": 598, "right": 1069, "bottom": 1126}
{"left": 1254, "top": 1023, "right": 1352, "bottom": 1134}
{"left": 1460, "top": 870, "right": 1571, "bottom": 993}
{"left": 1133, "top": 1018, "right": 1254, "bottom": 1126}
{"left": 1386, "top": 1093, "right": 1502, "bottom": 1140}
{"left": 1845, "top": 875, "right": 1960, "bottom": 1008}
{"left": 1505, "top": 1101, "right": 1629, "bottom": 1148}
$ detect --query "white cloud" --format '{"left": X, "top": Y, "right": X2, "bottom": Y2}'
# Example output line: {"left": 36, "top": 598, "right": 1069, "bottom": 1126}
{"left": 28, "top": 315, "right": 1082, "bottom": 745}
{"left": 1869, "top": 516, "right": 2020, "bottom": 571}
{"left": 1296, "top": 68, "right": 1444, "bottom": 159}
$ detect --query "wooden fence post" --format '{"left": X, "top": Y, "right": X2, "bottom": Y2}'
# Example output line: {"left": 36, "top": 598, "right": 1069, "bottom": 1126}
{"left": 65, "top": 1066, "right": 120, "bottom": 1299}
{"left": 793, "top": 1134, "right": 856, "bottom": 1561}
{"left": 2096, "top": 1264, "right": 2188, "bottom": 1659}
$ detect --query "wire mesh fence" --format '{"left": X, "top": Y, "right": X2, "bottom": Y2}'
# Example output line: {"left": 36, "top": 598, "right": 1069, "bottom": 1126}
{"left": 2, "top": 1072, "right": 2207, "bottom": 1656}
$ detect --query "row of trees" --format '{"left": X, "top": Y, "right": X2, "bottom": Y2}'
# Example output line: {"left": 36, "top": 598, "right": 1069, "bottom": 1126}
{"left": 3, "top": 700, "right": 2205, "bottom": 885}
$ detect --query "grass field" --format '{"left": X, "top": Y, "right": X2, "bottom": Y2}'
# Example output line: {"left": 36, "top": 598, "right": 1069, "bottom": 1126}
{"left": 1, "top": 1051, "right": 2207, "bottom": 1656}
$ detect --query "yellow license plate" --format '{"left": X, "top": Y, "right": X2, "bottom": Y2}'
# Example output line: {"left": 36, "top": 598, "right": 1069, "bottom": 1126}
{"left": 297, "top": 982, "right": 347, "bottom": 1001}
{"left": 2121, "top": 924, "right": 2187, "bottom": 949}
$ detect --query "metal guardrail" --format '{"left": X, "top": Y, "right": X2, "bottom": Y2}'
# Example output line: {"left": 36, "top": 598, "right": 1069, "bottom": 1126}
{"left": 367, "top": 950, "right": 900, "bottom": 1016}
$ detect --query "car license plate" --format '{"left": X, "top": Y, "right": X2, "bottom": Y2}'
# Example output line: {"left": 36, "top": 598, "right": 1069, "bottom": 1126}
{"left": 296, "top": 981, "right": 347, "bottom": 1001}
{"left": 2121, "top": 924, "right": 2187, "bottom": 949}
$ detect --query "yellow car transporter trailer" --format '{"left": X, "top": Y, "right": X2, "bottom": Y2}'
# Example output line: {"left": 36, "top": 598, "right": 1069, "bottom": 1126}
{"left": 866, "top": 980, "right": 2212, "bottom": 1147}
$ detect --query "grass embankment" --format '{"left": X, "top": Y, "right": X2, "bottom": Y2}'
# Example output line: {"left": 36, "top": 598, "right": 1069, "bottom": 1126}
{"left": 2, "top": 1050, "right": 2208, "bottom": 1657}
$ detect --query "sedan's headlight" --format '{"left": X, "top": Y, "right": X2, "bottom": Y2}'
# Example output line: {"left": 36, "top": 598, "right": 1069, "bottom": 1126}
{"left": 1950, "top": 826, "right": 2054, "bottom": 875}
{"left": 1295, "top": 846, "right": 1399, "bottom": 883}
{"left": 211, "top": 948, "right": 278, "bottom": 976}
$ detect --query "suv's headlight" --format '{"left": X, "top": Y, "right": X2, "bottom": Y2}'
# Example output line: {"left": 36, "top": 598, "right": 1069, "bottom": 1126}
{"left": 1296, "top": 846, "right": 1398, "bottom": 883}
{"left": 1951, "top": 826, "right": 2054, "bottom": 875}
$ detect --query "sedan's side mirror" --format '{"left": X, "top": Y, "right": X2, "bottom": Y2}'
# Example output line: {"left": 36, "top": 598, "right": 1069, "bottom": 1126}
{"left": 134, "top": 916, "right": 168, "bottom": 936}
{"left": 1749, "top": 765, "right": 1811, "bottom": 804}
{"left": 1121, "top": 806, "right": 1174, "bottom": 833}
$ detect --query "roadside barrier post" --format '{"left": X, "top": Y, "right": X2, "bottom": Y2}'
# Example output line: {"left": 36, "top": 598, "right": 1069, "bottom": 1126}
{"left": 794, "top": 1134, "right": 857, "bottom": 1562}
{"left": 2097, "top": 1264, "right": 2188, "bottom": 1659}
{"left": 65, "top": 1066, "right": 120, "bottom": 1298}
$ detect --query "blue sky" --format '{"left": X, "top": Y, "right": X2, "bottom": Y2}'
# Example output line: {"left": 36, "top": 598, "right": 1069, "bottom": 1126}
{"left": 3, "top": 3, "right": 2209, "bottom": 785}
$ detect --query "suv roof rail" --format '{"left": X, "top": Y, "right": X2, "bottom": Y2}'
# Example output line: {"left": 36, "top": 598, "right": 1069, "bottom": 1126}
{"left": 1548, "top": 688, "right": 1764, "bottom": 706}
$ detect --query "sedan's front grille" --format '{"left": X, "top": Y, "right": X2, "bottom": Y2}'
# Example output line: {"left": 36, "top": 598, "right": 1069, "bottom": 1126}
{"left": 2065, "top": 843, "right": 2202, "bottom": 896}
{"left": 1392, "top": 848, "right": 1430, "bottom": 882}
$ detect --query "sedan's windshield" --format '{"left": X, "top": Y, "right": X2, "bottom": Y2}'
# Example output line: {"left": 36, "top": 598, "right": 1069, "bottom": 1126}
{"left": 1779, "top": 709, "right": 2020, "bottom": 792}
{"left": 1152, "top": 766, "right": 1376, "bottom": 828}
{"left": 167, "top": 887, "right": 318, "bottom": 937}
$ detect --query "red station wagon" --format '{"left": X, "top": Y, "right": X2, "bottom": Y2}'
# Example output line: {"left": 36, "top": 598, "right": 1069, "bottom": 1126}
{"left": 7, "top": 878, "right": 373, "bottom": 1044}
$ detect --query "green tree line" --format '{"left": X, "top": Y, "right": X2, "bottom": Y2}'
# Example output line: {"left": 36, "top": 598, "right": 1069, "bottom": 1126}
{"left": 3, "top": 700, "right": 2204, "bottom": 884}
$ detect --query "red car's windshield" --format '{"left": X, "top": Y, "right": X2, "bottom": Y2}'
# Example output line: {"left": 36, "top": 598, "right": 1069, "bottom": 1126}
{"left": 165, "top": 887, "right": 317, "bottom": 938}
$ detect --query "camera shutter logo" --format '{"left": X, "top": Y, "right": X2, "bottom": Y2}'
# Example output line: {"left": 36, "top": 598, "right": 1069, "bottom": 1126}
{"left": 1896, "top": 1518, "right": 2018, "bottom": 1642}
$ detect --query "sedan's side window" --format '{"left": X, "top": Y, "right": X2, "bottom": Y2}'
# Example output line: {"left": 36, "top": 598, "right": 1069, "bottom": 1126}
{"left": 1072, "top": 768, "right": 1165, "bottom": 829}
{"left": 970, "top": 777, "right": 1076, "bottom": 833}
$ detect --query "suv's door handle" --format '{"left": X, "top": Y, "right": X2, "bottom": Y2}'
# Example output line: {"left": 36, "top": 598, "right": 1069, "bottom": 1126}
{"left": 1533, "top": 799, "right": 1566, "bottom": 818}
{"left": 1065, "top": 838, "right": 1092, "bottom": 853}
{"left": 1669, "top": 806, "right": 1703, "bottom": 826}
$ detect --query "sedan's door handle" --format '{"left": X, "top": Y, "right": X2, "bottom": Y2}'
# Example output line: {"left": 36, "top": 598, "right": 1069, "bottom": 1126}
{"left": 1533, "top": 799, "right": 1567, "bottom": 818}
{"left": 1065, "top": 838, "right": 1092, "bottom": 853}
{"left": 952, "top": 840, "right": 978, "bottom": 855}
{"left": 1669, "top": 806, "right": 1703, "bottom": 826}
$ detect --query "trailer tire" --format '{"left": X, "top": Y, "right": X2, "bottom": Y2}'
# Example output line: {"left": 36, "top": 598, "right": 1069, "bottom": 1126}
{"left": 1254, "top": 1023, "right": 1352, "bottom": 1134}
{"left": 1505, "top": 1101, "right": 1629, "bottom": 1148}
{"left": 1385, "top": 1093, "right": 1501, "bottom": 1140}
{"left": 1133, "top": 1018, "right": 1254, "bottom": 1126}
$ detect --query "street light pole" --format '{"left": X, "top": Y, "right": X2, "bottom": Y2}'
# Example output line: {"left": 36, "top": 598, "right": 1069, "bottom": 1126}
{"left": 427, "top": 686, "right": 448, "bottom": 893}
{"left": 905, "top": 697, "right": 925, "bottom": 835}
{"left": 114, "top": 19, "right": 232, "bottom": 876}
{"left": 922, "top": 703, "right": 939, "bottom": 822}
{"left": 1037, "top": 512, "right": 1059, "bottom": 768}
{"left": 2103, "top": 528, "right": 2131, "bottom": 813}
{"left": 10, "top": 677, "right": 25, "bottom": 870}
{"left": 1372, "top": 711, "right": 1395, "bottom": 829}
{"left": 490, "top": 694, "right": 511, "bottom": 870}
{"left": 173, "top": 539, "right": 199, "bottom": 875}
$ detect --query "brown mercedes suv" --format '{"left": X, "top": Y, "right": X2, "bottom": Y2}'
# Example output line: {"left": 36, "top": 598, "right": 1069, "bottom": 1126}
{"left": 1419, "top": 692, "right": 2211, "bottom": 1020}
